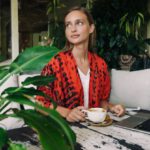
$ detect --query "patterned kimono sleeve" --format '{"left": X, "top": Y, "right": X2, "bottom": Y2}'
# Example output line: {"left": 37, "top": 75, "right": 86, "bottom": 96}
{"left": 36, "top": 57, "right": 60, "bottom": 108}
{"left": 102, "top": 62, "right": 111, "bottom": 101}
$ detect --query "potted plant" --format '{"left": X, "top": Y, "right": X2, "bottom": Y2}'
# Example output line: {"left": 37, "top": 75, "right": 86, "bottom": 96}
{"left": 0, "top": 46, "right": 76, "bottom": 150}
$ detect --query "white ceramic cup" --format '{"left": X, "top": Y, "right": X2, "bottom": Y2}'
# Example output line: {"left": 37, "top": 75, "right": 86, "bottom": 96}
{"left": 83, "top": 108, "right": 107, "bottom": 123}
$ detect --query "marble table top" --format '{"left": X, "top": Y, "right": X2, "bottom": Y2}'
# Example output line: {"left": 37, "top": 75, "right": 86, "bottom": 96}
{"left": 71, "top": 122, "right": 150, "bottom": 150}
{"left": 8, "top": 121, "right": 150, "bottom": 150}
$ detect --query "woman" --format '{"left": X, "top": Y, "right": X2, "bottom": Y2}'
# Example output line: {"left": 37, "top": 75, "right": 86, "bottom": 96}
{"left": 36, "top": 6, "right": 125, "bottom": 122}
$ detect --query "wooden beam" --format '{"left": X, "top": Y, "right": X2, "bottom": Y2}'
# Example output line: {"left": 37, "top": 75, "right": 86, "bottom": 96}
{"left": 11, "top": 0, "right": 19, "bottom": 60}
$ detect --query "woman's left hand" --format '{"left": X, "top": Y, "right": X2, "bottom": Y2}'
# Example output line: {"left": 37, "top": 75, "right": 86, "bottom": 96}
{"left": 111, "top": 104, "right": 125, "bottom": 117}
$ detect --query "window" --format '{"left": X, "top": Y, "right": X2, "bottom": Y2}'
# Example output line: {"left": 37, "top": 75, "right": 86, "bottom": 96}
{"left": 0, "top": 0, "right": 11, "bottom": 62}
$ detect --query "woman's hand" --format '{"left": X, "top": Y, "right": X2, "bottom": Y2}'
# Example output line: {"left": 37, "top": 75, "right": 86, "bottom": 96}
{"left": 110, "top": 104, "right": 125, "bottom": 117}
{"left": 101, "top": 100, "right": 125, "bottom": 117}
{"left": 66, "top": 106, "right": 86, "bottom": 122}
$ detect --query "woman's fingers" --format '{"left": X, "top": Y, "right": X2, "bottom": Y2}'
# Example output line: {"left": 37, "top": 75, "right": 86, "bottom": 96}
{"left": 66, "top": 106, "right": 86, "bottom": 122}
{"left": 112, "top": 104, "right": 125, "bottom": 117}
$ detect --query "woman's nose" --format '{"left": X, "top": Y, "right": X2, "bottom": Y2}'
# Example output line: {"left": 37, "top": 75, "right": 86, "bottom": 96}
{"left": 71, "top": 25, "right": 77, "bottom": 32}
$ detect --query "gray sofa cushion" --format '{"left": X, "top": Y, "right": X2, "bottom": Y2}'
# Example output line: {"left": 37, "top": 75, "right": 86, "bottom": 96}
{"left": 110, "top": 69, "right": 150, "bottom": 110}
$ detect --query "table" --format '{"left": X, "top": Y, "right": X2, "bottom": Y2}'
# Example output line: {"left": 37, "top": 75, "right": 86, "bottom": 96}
{"left": 72, "top": 122, "right": 150, "bottom": 150}
{"left": 8, "top": 127, "right": 41, "bottom": 150}
{"left": 7, "top": 122, "right": 150, "bottom": 150}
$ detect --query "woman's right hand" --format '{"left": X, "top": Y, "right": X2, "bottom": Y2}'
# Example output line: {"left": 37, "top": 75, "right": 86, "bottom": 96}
{"left": 66, "top": 106, "right": 86, "bottom": 122}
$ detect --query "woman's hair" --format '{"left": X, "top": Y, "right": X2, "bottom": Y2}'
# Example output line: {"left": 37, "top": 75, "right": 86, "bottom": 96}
{"left": 63, "top": 6, "right": 96, "bottom": 52}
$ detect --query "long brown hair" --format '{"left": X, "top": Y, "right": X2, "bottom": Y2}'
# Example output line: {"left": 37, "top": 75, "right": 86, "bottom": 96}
{"left": 63, "top": 6, "right": 96, "bottom": 52}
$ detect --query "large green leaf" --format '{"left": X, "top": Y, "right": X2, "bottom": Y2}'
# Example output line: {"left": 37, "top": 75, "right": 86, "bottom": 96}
{"left": 0, "top": 68, "right": 9, "bottom": 80}
{"left": 0, "top": 101, "right": 11, "bottom": 114}
{"left": 2, "top": 87, "right": 57, "bottom": 109}
{"left": 22, "top": 75, "right": 56, "bottom": 86}
{"left": 4, "top": 95, "right": 76, "bottom": 150}
{"left": 0, "top": 45, "right": 76, "bottom": 150}
{"left": 0, "top": 65, "right": 9, "bottom": 70}
{"left": 0, "top": 46, "right": 59, "bottom": 86}
{"left": 2, "top": 87, "right": 44, "bottom": 97}
{"left": 9, "top": 46, "right": 59, "bottom": 73}
{"left": 8, "top": 143, "right": 27, "bottom": 150}
{"left": 15, "top": 110, "right": 74, "bottom": 150}
{"left": 0, "top": 127, "right": 8, "bottom": 149}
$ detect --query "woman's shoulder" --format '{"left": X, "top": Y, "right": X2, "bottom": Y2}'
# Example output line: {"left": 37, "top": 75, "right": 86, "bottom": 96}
{"left": 90, "top": 52, "right": 107, "bottom": 65}
{"left": 53, "top": 50, "right": 71, "bottom": 59}
{"left": 47, "top": 50, "right": 72, "bottom": 66}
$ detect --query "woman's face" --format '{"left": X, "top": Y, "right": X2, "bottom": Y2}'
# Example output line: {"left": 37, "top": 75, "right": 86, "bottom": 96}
{"left": 65, "top": 10, "right": 94, "bottom": 47}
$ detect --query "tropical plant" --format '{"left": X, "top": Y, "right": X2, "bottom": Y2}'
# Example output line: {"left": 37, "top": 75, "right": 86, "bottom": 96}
{"left": 91, "top": 0, "right": 150, "bottom": 70}
{"left": 0, "top": 46, "right": 76, "bottom": 150}
{"left": 119, "top": 12, "right": 144, "bottom": 39}
{"left": 85, "top": 0, "right": 95, "bottom": 10}
{"left": 47, "top": 0, "right": 65, "bottom": 28}
{"left": 46, "top": 0, "right": 66, "bottom": 48}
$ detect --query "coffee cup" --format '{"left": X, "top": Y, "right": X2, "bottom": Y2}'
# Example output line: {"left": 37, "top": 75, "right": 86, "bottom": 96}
{"left": 83, "top": 108, "right": 107, "bottom": 123}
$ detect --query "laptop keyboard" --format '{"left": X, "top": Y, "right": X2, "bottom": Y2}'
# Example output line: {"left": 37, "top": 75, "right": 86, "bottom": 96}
{"left": 114, "top": 116, "right": 147, "bottom": 128}
{"left": 135, "top": 119, "right": 150, "bottom": 132}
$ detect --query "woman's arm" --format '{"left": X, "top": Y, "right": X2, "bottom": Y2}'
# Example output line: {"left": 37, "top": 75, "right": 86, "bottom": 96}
{"left": 38, "top": 104, "right": 86, "bottom": 122}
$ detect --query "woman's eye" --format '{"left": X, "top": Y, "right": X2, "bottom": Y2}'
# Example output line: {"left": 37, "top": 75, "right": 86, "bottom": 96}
{"left": 65, "top": 23, "right": 71, "bottom": 28}
{"left": 77, "top": 21, "right": 83, "bottom": 26}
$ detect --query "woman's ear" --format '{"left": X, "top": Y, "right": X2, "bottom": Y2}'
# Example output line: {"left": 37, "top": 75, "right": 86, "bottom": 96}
{"left": 89, "top": 24, "right": 95, "bottom": 34}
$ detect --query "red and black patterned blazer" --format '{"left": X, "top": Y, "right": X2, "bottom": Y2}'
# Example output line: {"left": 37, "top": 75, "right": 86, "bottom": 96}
{"left": 36, "top": 50, "right": 110, "bottom": 109}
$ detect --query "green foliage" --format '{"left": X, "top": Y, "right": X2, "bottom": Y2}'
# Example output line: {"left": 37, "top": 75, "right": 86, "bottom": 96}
{"left": 10, "top": 46, "right": 59, "bottom": 73}
{"left": 91, "top": 0, "right": 150, "bottom": 69}
{"left": 120, "top": 12, "right": 144, "bottom": 38}
{"left": 86, "top": 0, "right": 95, "bottom": 10}
{"left": 0, "top": 94, "right": 76, "bottom": 150}
{"left": 47, "top": 0, "right": 66, "bottom": 26}
{"left": 15, "top": 110, "right": 75, "bottom": 150}
{"left": 47, "top": 0, "right": 66, "bottom": 48}
{"left": 22, "top": 75, "right": 56, "bottom": 86}
{"left": 0, "top": 127, "right": 8, "bottom": 149}
{"left": 0, "top": 46, "right": 59, "bottom": 86}
{"left": 8, "top": 143, "right": 27, "bottom": 150}
{"left": 0, "top": 46, "right": 76, "bottom": 150}
{"left": 47, "top": 23, "right": 66, "bottom": 49}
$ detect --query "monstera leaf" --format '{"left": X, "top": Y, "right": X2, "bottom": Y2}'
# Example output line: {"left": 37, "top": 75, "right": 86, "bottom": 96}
{"left": 0, "top": 46, "right": 59, "bottom": 86}
{"left": 0, "top": 127, "right": 8, "bottom": 149}
{"left": 0, "top": 46, "right": 76, "bottom": 150}
{"left": 0, "top": 95, "right": 76, "bottom": 150}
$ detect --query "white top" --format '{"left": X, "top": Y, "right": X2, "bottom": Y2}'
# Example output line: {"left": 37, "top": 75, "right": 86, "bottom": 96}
{"left": 78, "top": 68, "right": 90, "bottom": 109}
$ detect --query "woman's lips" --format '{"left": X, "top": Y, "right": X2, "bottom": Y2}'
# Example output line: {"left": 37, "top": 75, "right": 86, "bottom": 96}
{"left": 71, "top": 34, "right": 80, "bottom": 38}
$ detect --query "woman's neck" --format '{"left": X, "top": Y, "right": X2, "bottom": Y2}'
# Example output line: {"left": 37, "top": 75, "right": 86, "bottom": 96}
{"left": 72, "top": 45, "right": 89, "bottom": 75}
{"left": 72, "top": 45, "right": 88, "bottom": 61}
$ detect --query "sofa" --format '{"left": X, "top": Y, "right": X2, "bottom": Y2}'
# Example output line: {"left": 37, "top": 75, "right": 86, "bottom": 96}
{"left": 0, "top": 74, "right": 38, "bottom": 130}
{"left": 109, "top": 69, "right": 150, "bottom": 110}
{"left": 0, "top": 69, "right": 150, "bottom": 130}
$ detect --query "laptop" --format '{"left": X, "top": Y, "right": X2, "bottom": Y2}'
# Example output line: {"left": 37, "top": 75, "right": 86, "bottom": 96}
{"left": 113, "top": 110, "right": 150, "bottom": 135}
